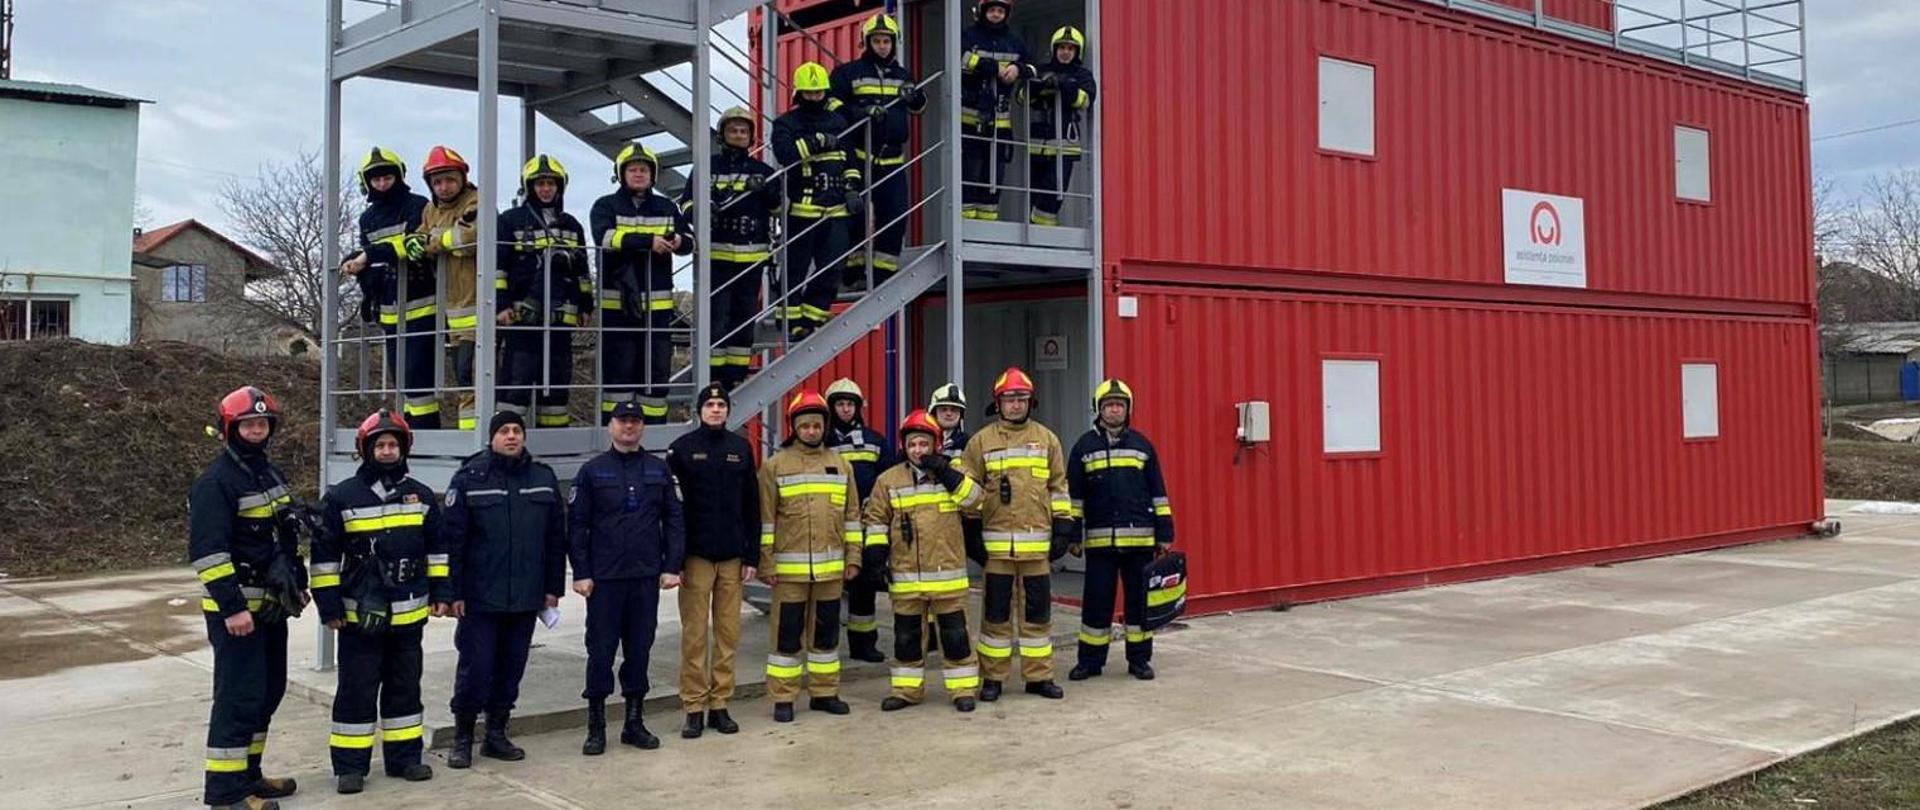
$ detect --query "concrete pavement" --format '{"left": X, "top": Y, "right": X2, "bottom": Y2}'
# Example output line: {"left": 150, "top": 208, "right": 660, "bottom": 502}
{"left": 4, "top": 500, "right": 1919, "bottom": 808}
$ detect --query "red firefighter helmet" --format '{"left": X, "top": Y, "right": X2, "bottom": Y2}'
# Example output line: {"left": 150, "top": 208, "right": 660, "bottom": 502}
{"left": 898, "top": 409, "right": 943, "bottom": 449}
{"left": 786, "top": 390, "right": 830, "bottom": 430}
{"left": 421, "top": 145, "right": 470, "bottom": 181}
{"left": 355, "top": 408, "right": 413, "bottom": 459}
{"left": 992, "top": 366, "right": 1035, "bottom": 399}
{"left": 216, "top": 386, "right": 280, "bottom": 440}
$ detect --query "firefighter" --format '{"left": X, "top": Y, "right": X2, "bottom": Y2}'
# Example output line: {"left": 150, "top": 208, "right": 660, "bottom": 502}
{"left": 1066, "top": 379, "right": 1174, "bottom": 681}
{"left": 440, "top": 411, "right": 568, "bottom": 768}
{"left": 864, "top": 409, "right": 986, "bottom": 713}
{"left": 1026, "top": 26, "right": 1097, "bottom": 227}
{"left": 824, "top": 378, "right": 894, "bottom": 662}
{"left": 962, "top": 367, "right": 1073, "bottom": 701}
{"left": 313, "top": 410, "right": 449, "bottom": 794}
{"left": 959, "top": 0, "right": 1034, "bottom": 221}
{"left": 682, "top": 107, "right": 781, "bottom": 388}
{"left": 757, "top": 390, "right": 864, "bottom": 722}
{"left": 929, "top": 382, "right": 970, "bottom": 454}
{"left": 341, "top": 147, "right": 438, "bottom": 428}
{"left": 190, "top": 386, "right": 307, "bottom": 810}
{"left": 591, "top": 144, "right": 693, "bottom": 425}
{"left": 497, "top": 154, "right": 593, "bottom": 428}
{"left": 666, "top": 383, "right": 760, "bottom": 738}
{"left": 417, "top": 146, "right": 483, "bottom": 429}
{"left": 928, "top": 381, "right": 976, "bottom": 656}
{"left": 831, "top": 11, "right": 927, "bottom": 291}
{"left": 569, "top": 400, "right": 686, "bottom": 755}
{"left": 772, "top": 61, "right": 863, "bottom": 340}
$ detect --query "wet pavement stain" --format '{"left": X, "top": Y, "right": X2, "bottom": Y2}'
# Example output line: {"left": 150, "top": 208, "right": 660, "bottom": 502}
{"left": 0, "top": 592, "right": 205, "bottom": 680}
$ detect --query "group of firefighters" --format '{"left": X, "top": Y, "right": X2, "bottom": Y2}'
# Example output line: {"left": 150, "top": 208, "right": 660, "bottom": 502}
{"left": 338, "top": 0, "right": 1095, "bottom": 427}
{"left": 189, "top": 361, "right": 1175, "bottom": 809}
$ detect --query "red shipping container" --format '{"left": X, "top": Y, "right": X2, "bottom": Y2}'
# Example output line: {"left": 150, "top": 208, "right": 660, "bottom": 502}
{"left": 1482, "top": 0, "right": 1615, "bottom": 30}
{"left": 1103, "top": 281, "right": 1822, "bottom": 613}
{"left": 1100, "top": 0, "right": 1811, "bottom": 308}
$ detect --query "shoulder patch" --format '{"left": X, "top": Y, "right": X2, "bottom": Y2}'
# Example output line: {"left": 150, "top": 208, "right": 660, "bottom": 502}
{"left": 445, "top": 489, "right": 458, "bottom": 507}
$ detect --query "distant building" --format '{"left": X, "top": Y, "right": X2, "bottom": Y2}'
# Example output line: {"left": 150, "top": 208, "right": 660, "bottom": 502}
{"left": 131, "top": 219, "right": 313, "bottom": 357}
{"left": 0, "top": 79, "right": 147, "bottom": 344}
{"left": 1823, "top": 322, "right": 1920, "bottom": 405}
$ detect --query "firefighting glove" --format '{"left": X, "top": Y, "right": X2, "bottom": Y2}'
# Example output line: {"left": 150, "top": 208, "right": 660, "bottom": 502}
{"left": 844, "top": 192, "right": 865, "bottom": 218}
{"left": 262, "top": 553, "right": 308, "bottom": 620}
{"left": 744, "top": 174, "right": 766, "bottom": 193}
{"left": 402, "top": 233, "right": 428, "bottom": 262}
{"left": 1050, "top": 517, "right": 1077, "bottom": 561}
{"left": 813, "top": 131, "right": 838, "bottom": 151}
{"left": 866, "top": 104, "right": 888, "bottom": 122}
{"left": 511, "top": 299, "right": 541, "bottom": 326}
{"left": 904, "top": 86, "right": 927, "bottom": 109}
{"left": 963, "top": 517, "right": 987, "bottom": 565}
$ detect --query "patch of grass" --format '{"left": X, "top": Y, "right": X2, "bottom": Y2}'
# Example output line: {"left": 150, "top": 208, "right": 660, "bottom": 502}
{"left": 1826, "top": 439, "right": 1920, "bottom": 502}
{"left": 0, "top": 340, "right": 320, "bottom": 578}
{"left": 1656, "top": 717, "right": 1920, "bottom": 809}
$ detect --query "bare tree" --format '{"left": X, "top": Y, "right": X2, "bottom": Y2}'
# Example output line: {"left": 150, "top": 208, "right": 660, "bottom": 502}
{"left": 216, "top": 151, "right": 363, "bottom": 339}
{"left": 1836, "top": 169, "right": 1920, "bottom": 321}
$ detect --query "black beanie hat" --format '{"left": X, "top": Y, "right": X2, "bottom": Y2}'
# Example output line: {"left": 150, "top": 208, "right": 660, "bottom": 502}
{"left": 489, "top": 410, "right": 526, "bottom": 438}
{"left": 697, "top": 383, "right": 731, "bottom": 410}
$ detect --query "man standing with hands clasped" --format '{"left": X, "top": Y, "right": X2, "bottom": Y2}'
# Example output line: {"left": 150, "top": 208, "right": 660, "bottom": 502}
{"left": 570, "top": 399, "right": 686, "bottom": 755}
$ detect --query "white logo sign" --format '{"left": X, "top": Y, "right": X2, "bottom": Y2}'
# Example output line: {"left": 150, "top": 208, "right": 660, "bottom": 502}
{"left": 1502, "top": 189, "right": 1587, "bottom": 289}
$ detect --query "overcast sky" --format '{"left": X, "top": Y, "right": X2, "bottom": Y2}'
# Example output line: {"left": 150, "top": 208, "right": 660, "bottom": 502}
{"left": 11, "top": 0, "right": 1917, "bottom": 233}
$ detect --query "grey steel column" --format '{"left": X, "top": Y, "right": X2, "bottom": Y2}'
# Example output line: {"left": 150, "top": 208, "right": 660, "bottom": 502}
{"left": 692, "top": 0, "right": 714, "bottom": 391}
{"left": 317, "top": 0, "right": 344, "bottom": 673}
{"left": 475, "top": 0, "right": 500, "bottom": 436}
{"left": 943, "top": 0, "right": 964, "bottom": 387}
{"left": 1085, "top": 0, "right": 1105, "bottom": 392}
{"left": 521, "top": 99, "right": 536, "bottom": 163}
{"left": 759, "top": 0, "right": 781, "bottom": 448}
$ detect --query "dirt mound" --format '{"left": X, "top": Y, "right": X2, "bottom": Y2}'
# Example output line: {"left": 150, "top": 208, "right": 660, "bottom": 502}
{"left": 0, "top": 340, "right": 320, "bottom": 578}
{"left": 1826, "top": 439, "right": 1920, "bottom": 503}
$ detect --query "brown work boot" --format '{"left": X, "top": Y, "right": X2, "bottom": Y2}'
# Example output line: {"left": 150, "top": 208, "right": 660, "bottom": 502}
{"left": 252, "top": 776, "right": 297, "bottom": 799}
{"left": 211, "top": 797, "right": 280, "bottom": 810}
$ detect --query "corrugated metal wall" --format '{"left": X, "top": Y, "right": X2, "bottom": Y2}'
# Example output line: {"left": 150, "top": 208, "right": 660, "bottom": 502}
{"left": 1104, "top": 282, "right": 1823, "bottom": 611}
{"left": 1100, "top": 0, "right": 1812, "bottom": 307}
{"left": 1481, "top": 0, "right": 1615, "bottom": 30}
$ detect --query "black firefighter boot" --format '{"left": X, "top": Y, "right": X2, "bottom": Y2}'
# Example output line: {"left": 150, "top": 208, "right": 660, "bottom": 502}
{"left": 446, "top": 712, "right": 477, "bottom": 769}
{"left": 848, "top": 631, "right": 887, "bottom": 664}
{"left": 682, "top": 711, "right": 705, "bottom": 739}
{"left": 620, "top": 700, "right": 660, "bottom": 749}
{"left": 583, "top": 699, "right": 608, "bottom": 756}
{"left": 481, "top": 710, "right": 525, "bottom": 761}
{"left": 979, "top": 679, "right": 1003, "bottom": 702}
{"left": 706, "top": 708, "right": 739, "bottom": 734}
{"left": 1025, "top": 680, "right": 1066, "bottom": 699}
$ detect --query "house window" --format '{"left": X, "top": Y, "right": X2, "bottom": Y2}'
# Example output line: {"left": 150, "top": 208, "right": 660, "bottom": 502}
{"left": 1675, "top": 126, "right": 1711, "bottom": 202}
{"left": 1318, "top": 57, "right": 1376, "bottom": 157}
{"left": 1682, "top": 362, "right": 1720, "bottom": 439}
{"left": 0, "top": 298, "right": 73, "bottom": 341}
{"left": 163, "top": 264, "right": 208, "bottom": 303}
{"left": 1323, "top": 358, "right": 1382, "bottom": 454}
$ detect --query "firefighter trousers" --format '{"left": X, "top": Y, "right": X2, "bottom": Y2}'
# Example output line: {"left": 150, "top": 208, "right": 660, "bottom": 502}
{"left": 452, "top": 338, "right": 478, "bottom": 430}
{"left": 845, "top": 572, "right": 882, "bottom": 654}
{"left": 499, "top": 325, "right": 574, "bottom": 428}
{"left": 600, "top": 308, "right": 673, "bottom": 424}
{"left": 845, "top": 162, "right": 906, "bottom": 287}
{"left": 782, "top": 214, "right": 847, "bottom": 329}
{"left": 677, "top": 556, "right": 744, "bottom": 712}
{"left": 583, "top": 578, "right": 661, "bottom": 700}
{"left": 1028, "top": 153, "right": 1081, "bottom": 226}
{"left": 708, "top": 260, "right": 760, "bottom": 388}
{"left": 961, "top": 119, "right": 1014, "bottom": 220}
{"left": 328, "top": 624, "right": 425, "bottom": 776}
{"left": 1077, "top": 549, "right": 1154, "bottom": 669}
{"left": 889, "top": 591, "right": 981, "bottom": 703}
{"left": 766, "top": 578, "right": 844, "bottom": 703}
{"left": 384, "top": 315, "right": 441, "bottom": 429}
{"left": 450, "top": 610, "right": 537, "bottom": 715}
{"left": 202, "top": 616, "right": 288, "bottom": 807}
{"left": 978, "top": 557, "right": 1055, "bottom": 683}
